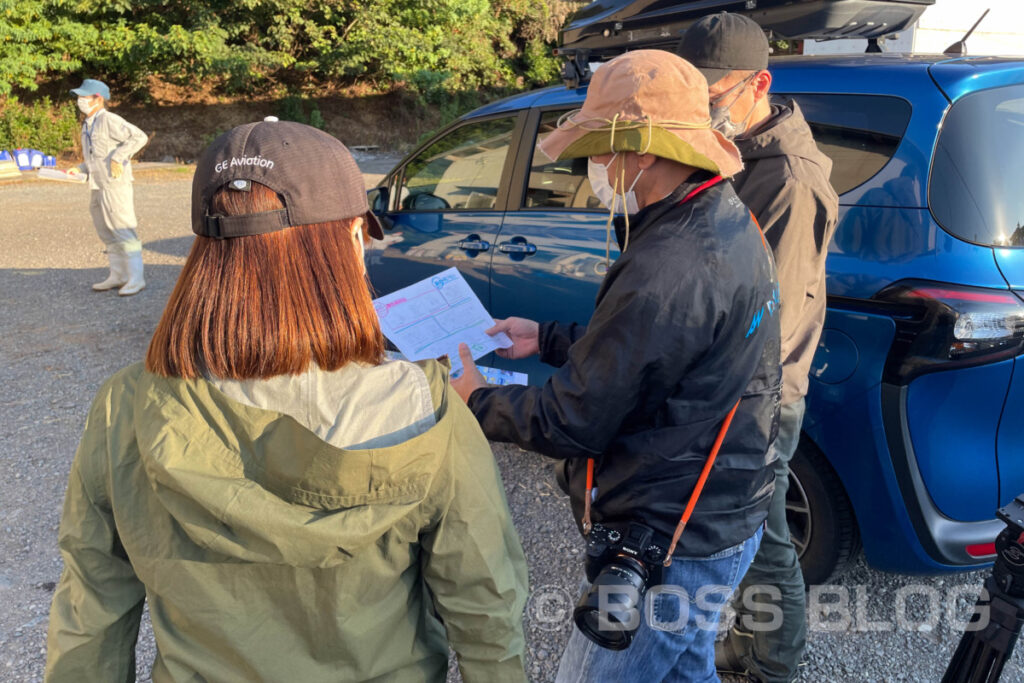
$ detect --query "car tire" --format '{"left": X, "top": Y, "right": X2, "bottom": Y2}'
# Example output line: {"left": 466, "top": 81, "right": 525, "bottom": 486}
{"left": 787, "top": 438, "right": 861, "bottom": 586}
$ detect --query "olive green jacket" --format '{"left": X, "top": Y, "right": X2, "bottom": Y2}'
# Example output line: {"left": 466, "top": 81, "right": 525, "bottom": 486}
{"left": 45, "top": 361, "right": 528, "bottom": 682}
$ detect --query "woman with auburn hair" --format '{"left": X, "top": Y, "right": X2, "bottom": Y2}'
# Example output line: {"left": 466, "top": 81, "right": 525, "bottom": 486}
{"left": 45, "top": 120, "right": 529, "bottom": 683}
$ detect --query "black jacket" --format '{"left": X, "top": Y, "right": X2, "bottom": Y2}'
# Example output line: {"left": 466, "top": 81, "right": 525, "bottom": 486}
{"left": 467, "top": 173, "right": 782, "bottom": 556}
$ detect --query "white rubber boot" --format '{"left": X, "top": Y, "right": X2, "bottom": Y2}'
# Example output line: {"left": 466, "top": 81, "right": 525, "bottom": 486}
{"left": 118, "top": 251, "right": 146, "bottom": 296}
{"left": 92, "top": 252, "right": 128, "bottom": 291}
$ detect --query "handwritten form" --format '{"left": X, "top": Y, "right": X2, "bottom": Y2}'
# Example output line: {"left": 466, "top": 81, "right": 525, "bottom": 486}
{"left": 373, "top": 268, "right": 513, "bottom": 373}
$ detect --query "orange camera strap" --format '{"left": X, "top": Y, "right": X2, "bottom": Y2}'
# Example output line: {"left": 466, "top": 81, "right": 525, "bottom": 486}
{"left": 663, "top": 399, "right": 740, "bottom": 565}
{"left": 579, "top": 399, "right": 740, "bottom": 564}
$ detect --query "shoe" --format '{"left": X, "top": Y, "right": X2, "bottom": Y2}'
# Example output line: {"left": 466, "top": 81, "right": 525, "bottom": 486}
{"left": 92, "top": 252, "right": 128, "bottom": 291}
{"left": 716, "top": 626, "right": 757, "bottom": 679}
{"left": 118, "top": 251, "right": 146, "bottom": 296}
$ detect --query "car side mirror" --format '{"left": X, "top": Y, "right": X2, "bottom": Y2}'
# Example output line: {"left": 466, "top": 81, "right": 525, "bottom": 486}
{"left": 406, "top": 192, "right": 450, "bottom": 211}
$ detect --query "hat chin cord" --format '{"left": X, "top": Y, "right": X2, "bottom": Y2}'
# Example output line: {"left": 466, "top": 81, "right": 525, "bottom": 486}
{"left": 602, "top": 114, "right": 655, "bottom": 266}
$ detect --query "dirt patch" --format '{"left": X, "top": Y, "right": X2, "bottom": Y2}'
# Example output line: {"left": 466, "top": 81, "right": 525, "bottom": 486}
{"left": 115, "top": 89, "right": 442, "bottom": 162}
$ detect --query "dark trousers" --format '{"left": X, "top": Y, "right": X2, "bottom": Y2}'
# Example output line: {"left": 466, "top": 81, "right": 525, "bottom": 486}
{"left": 728, "top": 398, "right": 807, "bottom": 682}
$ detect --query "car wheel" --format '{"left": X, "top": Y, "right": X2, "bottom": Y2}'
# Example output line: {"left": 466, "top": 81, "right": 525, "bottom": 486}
{"left": 787, "top": 438, "right": 861, "bottom": 585}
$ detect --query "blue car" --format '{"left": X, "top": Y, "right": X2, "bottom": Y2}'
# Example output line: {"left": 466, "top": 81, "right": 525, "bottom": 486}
{"left": 366, "top": 52, "right": 1024, "bottom": 583}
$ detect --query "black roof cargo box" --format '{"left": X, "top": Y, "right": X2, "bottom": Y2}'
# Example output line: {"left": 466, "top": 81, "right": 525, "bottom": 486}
{"left": 557, "top": 0, "right": 935, "bottom": 58}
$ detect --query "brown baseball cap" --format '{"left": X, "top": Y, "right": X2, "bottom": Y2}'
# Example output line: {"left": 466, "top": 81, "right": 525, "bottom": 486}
{"left": 191, "top": 119, "right": 383, "bottom": 240}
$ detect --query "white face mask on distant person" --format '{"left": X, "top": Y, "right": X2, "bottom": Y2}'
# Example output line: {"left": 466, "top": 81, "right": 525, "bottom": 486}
{"left": 709, "top": 74, "right": 757, "bottom": 139}
{"left": 588, "top": 154, "right": 643, "bottom": 215}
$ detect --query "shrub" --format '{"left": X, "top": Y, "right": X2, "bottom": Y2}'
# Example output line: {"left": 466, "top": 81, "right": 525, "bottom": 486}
{"left": 275, "top": 96, "right": 326, "bottom": 129}
{"left": 0, "top": 97, "right": 79, "bottom": 155}
{"left": 0, "top": 1, "right": 574, "bottom": 99}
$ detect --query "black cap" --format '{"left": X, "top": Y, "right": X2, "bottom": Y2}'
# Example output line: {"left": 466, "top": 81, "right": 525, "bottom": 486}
{"left": 676, "top": 13, "right": 770, "bottom": 87}
{"left": 192, "top": 119, "right": 383, "bottom": 240}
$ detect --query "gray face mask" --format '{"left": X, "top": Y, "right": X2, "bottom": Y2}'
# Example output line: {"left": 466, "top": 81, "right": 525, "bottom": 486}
{"left": 709, "top": 74, "right": 757, "bottom": 140}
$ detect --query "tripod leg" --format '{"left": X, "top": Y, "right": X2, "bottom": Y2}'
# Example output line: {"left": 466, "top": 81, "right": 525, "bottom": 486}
{"left": 943, "top": 583, "right": 1024, "bottom": 683}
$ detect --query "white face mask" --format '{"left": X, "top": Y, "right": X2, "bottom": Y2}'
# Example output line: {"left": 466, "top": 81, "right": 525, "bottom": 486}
{"left": 709, "top": 74, "right": 757, "bottom": 140}
{"left": 77, "top": 97, "right": 96, "bottom": 116}
{"left": 588, "top": 154, "right": 644, "bottom": 215}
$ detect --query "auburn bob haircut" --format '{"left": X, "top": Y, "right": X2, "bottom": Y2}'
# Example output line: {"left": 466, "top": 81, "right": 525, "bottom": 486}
{"left": 146, "top": 182, "right": 385, "bottom": 379}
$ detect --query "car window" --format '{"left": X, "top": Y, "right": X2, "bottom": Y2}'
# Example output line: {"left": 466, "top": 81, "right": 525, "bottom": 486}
{"left": 785, "top": 94, "right": 912, "bottom": 195}
{"left": 930, "top": 85, "right": 1024, "bottom": 247}
{"left": 523, "top": 111, "right": 602, "bottom": 210}
{"left": 399, "top": 117, "right": 517, "bottom": 211}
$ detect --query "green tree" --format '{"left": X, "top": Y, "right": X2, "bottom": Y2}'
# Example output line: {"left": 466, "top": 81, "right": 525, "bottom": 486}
{"left": 0, "top": 0, "right": 98, "bottom": 95}
{"left": 2, "top": 0, "right": 574, "bottom": 98}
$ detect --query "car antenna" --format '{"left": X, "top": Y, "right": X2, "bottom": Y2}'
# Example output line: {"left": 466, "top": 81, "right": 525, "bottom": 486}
{"left": 943, "top": 8, "right": 990, "bottom": 56}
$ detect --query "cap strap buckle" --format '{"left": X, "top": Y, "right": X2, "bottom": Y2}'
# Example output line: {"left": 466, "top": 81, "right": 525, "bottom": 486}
{"left": 202, "top": 209, "right": 290, "bottom": 239}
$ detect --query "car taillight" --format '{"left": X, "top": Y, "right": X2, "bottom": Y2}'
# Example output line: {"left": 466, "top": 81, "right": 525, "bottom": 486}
{"left": 873, "top": 280, "right": 1024, "bottom": 384}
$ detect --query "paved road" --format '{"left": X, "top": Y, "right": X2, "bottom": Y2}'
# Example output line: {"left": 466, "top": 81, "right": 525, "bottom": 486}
{"left": 1, "top": 166, "right": 1020, "bottom": 682}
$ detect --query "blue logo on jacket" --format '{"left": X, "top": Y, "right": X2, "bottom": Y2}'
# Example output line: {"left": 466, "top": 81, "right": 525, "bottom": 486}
{"left": 745, "top": 283, "right": 780, "bottom": 339}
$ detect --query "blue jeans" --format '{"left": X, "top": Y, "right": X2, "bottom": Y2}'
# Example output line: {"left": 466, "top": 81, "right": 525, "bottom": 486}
{"left": 555, "top": 527, "right": 763, "bottom": 683}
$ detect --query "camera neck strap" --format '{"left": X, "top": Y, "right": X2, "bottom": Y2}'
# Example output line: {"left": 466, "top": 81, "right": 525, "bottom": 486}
{"left": 580, "top": 399, "right": 741, "bottom": 564}
{"left": 663, "top": 399, "right": 741, "bottom": 565}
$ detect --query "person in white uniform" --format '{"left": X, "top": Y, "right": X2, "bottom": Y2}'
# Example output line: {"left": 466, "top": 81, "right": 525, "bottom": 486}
{"left": 67, "top": 79, "right": 149, "bottom": 296}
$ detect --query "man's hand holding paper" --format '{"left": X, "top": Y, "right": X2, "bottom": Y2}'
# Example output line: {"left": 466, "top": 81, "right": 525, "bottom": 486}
{"left": 487, "top": 317, "right": 540, "bottom": 360}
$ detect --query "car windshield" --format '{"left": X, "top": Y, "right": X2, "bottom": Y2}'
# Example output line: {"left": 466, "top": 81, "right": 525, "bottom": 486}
{"left": 930, "top": 84, "right": 1024, "bottom": 247}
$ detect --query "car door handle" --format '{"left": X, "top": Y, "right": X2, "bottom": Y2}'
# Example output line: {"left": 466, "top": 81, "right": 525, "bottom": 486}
{"left": 498, "top": 240, "right": 537, "bottom": 255}
{"left": 458, "top": 237, "right": 491, "bottom": 252}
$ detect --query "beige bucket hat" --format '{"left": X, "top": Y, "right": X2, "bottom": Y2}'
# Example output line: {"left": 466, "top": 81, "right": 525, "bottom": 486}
{"left": 538, "top": 50, "right": 742, "bottom": 178}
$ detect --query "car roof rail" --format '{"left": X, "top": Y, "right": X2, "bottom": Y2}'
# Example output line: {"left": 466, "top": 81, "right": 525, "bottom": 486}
{"left": 555, "top": 48, "right": 592, "bottom": 90}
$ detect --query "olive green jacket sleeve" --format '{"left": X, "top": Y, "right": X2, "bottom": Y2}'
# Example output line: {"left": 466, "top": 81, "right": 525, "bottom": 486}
{"left": 45, "top": 385, "right": 146, "bottom": 682}
{"left": 420, "top": 396, "right": 529, "bottom": 683}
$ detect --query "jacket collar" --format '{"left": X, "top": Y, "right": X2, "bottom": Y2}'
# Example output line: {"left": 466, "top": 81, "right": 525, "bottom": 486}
{"left": 84, "top": 108, "right": 105, "bottom": 127}
{"left": 613, "top": 169, "right": 718, "bottom": 250}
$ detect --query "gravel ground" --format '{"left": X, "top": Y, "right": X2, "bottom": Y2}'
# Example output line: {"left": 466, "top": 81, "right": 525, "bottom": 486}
{"left": 2, "top": 165, "right": 1021, "bottom": 682}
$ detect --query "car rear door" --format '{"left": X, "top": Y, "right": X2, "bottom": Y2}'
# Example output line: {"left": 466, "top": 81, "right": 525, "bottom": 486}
{"left": 488, "top": 107, "right": 616, "bottom": 383}
{"left": 366, "top": 112, "right": 525, "bottom": 309}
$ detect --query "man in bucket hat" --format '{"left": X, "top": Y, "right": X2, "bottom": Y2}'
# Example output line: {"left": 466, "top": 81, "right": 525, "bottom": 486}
{"left": 678, "top": 14, "right": 839, "bottom": 682}
{"left": 68, "top": 79, "right": 149, "bottom": 296}
{"left": 451, "top": 50, "right": 782, "bottom": 681}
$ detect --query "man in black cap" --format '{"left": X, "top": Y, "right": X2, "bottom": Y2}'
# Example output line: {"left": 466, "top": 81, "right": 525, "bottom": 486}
{"left": 678, "top": 12, "right": 839, "bottom": 683}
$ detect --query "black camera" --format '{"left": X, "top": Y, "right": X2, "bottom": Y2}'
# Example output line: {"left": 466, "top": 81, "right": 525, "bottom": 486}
{"left": 573, "top": 522, "right": 668, "bottom": 650}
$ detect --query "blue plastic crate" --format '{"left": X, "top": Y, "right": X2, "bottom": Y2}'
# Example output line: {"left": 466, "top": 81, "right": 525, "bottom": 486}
{"left": 13, "top": 148, "right": 32, "bottom": 170}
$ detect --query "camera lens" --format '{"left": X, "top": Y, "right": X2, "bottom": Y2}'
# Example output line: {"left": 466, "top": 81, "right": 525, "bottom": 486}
{"left": 573, "top": 555, "right": 649, "bottom": 650}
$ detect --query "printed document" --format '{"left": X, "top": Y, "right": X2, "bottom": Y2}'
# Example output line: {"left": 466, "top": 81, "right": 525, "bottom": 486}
{"left": 385, "top": 351, "right": 528, "bottom": 386}
{"left": 374, "top": 268, "right": 513, "bottom": 372}
{"left": 37, "top": 168, "right": 86, "bottom": 183}
{"left": 459, "top": 366, "right": 528, "bottom": 386}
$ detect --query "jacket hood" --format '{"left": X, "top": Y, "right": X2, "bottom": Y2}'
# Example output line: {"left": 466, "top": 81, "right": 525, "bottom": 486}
{"left": 736, "top": 99, "right": 830, "bottom": 169}
{"left": 131, "top": 361, "right": 452, "bottom": 568}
